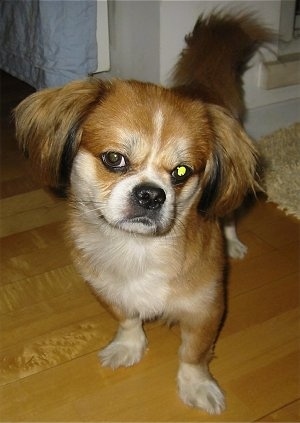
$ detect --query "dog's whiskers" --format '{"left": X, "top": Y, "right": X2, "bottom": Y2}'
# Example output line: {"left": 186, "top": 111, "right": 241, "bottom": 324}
{"left": 69, "top": 199, "right": 105, "bottom": 220}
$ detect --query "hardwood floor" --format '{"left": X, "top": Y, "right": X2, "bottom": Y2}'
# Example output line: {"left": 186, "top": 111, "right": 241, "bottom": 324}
{"left": 0, "top": 71, "right": 299, "bottom": 422}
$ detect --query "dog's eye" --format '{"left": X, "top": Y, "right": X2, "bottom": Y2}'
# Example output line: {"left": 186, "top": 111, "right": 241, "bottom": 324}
{"left": 101, "top": 152, "right": 128, "bottom": 171}
{"left": 171, "top": 165, "right": 193, "bottom": 184}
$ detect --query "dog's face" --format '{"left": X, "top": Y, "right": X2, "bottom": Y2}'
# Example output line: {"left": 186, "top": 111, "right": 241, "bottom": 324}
{"left": 15, "top": 78, "right": 259, "bottom": 231}
{"left": 71, "top": 81, "right": 212, "bottom": 235}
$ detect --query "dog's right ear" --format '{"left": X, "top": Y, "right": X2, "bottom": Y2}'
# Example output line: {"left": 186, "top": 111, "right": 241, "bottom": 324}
{"left": 14, "top": 78, "right": 110, "bottom": 189}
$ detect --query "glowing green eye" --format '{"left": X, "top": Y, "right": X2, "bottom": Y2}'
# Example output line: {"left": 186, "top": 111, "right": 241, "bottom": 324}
{"left": 171, "top": 165, "right": 193, "bottom": 184}
{"left": 177, "top": 166, "right": 188, "bottom": 177}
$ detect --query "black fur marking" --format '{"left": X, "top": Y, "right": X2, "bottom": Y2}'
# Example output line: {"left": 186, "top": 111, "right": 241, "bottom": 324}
{"left": 59, "top": 122, "right": 81, "bottom": 187}
{"left": 198, "top": 150, "right": 222, "bottom": 216}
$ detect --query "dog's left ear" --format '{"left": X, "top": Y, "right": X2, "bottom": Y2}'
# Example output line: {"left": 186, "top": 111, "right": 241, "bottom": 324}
{"left": 198, "top": 105, "right": 260, "bottom": 217}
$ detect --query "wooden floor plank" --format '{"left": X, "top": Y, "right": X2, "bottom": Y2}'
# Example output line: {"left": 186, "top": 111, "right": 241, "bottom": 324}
{"left": 0, "top": 287, "right": 102, "bottom": 349}
{"left": 256, "top": 399, "right": 300, "bottom": 422}
{"left": 223, "top": 272, "right": 299, "bottom": 337}
{"left": 0, "top": 265, "right": 83, "bottom": 313}
{"left": 228, "top": 248, "right": 297, "bottom": 298}
{"left": 0, "top": 190, "right": 67, "bottom": 237}
{"left": 1, "top": 221, "right": 68, "bottom": 260}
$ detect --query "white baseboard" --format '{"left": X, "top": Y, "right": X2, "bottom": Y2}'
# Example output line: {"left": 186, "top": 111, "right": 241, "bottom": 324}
{"left": 258, "top": 55, "right": 300, "bottom": 89}
{"left": 245, "top": 98, "right": 300, "bottom": 140}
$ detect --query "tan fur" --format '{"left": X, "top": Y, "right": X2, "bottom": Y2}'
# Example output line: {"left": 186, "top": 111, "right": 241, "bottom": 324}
{"left": 14, "top": 13, "right": 270, "bottom": 414}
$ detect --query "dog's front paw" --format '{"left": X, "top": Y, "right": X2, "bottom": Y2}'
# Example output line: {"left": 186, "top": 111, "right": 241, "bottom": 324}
{"left": 227, "top": 238, "right": 248, "bottom": 259}
{"left": 99, "top": 338, "right": 146, "bottom": 368}
{"left": 99, "top": 318, "right": 147, "bottom": 369}
{"left": 177, "top": 363, "right": 225, "bottom": 415}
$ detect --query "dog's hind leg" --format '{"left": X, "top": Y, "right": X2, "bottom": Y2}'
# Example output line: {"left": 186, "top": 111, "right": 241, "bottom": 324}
{"left": 223, "top": 213, "right": 247, "bottom": 259}
{"left": 99, "top": 317, "right": 147, "bottom": 369}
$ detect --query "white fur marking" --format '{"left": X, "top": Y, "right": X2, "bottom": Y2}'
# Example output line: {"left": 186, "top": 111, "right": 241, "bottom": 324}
{"left": 177, "top": 362, "right": 225, "bottom": 414}
{"left": 224, "top": 220, "right": 248, "bottom": 259}
{"left": 153, "top": 109, "right": 164, "bottom": 145}
{"left": 147, "top": 109, "right": 164, "bottom": 165}
{"left": 99, "top": 318, "right": 147, "bottom": 368}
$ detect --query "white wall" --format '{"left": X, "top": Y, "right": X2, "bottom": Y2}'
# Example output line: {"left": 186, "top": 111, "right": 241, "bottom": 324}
{"left": 96, "top": 0, "right": 110, "bottom": 73}
{"left": 105, "top": 0, "right": 160, "bottom": 82}
{"left": 101, "top": 0, "right": 300, "bottom": 138}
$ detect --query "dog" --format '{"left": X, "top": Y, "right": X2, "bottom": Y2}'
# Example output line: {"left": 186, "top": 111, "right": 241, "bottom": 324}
{"left": 14, "top": 13, "right": 271, "bottom": 414}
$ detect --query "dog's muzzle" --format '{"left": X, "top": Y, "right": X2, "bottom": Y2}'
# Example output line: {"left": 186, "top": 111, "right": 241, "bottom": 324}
{"left": 133, "top": 183, "right": 166, "bottom": 211}
{"left": 126, "top": 182, "right": 168, "bottom": 231}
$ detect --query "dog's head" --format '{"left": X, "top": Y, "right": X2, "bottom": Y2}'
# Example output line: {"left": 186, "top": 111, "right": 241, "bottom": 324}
{"left": 15, "top": 78, "right": 258, "bottom": 235}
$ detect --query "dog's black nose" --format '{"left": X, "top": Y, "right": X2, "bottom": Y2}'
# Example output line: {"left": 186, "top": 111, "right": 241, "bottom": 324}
{"left": 133, "top": 184, "right": 166, "bottom": 210}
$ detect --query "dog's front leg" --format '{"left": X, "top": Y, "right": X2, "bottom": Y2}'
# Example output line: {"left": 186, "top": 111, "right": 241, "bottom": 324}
{"left": 177, "top": 314, "right": 225, "bottom": 414}
{"left": 99, "top": 317, "right": 147, "bottom": 369}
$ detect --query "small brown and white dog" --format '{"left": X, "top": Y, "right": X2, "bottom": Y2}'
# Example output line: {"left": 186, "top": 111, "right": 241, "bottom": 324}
{"left": 15, "top": 14, "right": 271, "bottom": 414}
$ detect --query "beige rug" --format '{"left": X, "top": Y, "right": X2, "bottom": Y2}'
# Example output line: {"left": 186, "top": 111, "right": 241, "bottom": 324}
{"left": 258, "top": 122, "right": 300, "bottom": 219}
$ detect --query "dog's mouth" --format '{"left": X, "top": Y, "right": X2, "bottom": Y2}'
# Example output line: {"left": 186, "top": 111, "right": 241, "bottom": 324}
{"left": 128, "top": 216, "right": 155, "bottom": 226}
{"left": 115, "top": 214, "right": 167, "bottom": 236}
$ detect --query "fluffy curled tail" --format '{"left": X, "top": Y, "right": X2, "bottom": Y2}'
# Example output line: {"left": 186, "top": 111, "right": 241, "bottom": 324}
{"left": 172, "top": 13, "right": 273, "bottom": 120}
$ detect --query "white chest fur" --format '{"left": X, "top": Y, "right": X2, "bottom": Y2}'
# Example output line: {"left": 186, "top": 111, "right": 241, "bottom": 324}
{"left": 71, "top": 221, "right": 182, "bottom": 319}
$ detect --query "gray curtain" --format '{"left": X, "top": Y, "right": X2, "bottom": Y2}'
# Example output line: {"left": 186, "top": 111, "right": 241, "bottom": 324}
{"left": 0, "top": 0, "right": 98, "bottom": 89}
